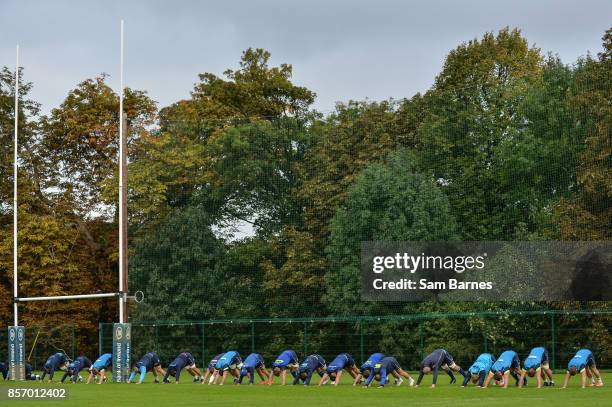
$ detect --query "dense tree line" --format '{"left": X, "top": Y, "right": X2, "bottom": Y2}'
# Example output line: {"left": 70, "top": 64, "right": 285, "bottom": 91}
{"left": 0, "top": 28, "right": 610, "bottom": 361}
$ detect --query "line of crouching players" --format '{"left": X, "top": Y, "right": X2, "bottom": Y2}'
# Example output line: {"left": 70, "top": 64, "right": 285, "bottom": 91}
{"left": 0, "top": 352, "right": 114, "bottom": 384}
{"left": 19, "top": 347, "right": 604, "bottom": 389}
{"left": 125, "top": 346, "right": 608, "bottom": 389}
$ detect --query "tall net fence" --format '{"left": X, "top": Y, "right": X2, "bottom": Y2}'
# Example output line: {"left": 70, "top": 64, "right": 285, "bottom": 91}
{"left": 100, "top": 310, "right": 612, "bottom": 371}
{"left": 1, "top": 28, "right": 610, "bottom": 372}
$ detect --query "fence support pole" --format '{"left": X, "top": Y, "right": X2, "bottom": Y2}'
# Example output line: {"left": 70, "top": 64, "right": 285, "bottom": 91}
{"left": 303, "top": 322, "right": 308, "bottom": 356}
{"left": 551, "top": 314, "right": 556, "bottom": 370}
{"left": 251, "top": 322, "right": 255, "bottom": 354}
{"left": 359, "top": 319, "right": 364, "bottom": 364}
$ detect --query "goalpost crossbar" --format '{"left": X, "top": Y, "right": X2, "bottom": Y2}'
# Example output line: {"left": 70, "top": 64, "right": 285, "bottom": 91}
{"left": 15, "top": 293, "right": 122, "bottom": 302}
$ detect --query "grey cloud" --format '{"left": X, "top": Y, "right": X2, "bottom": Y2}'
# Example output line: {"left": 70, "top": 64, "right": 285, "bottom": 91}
{"left": 1, "top": 0, "right": 610, "bottom": 114}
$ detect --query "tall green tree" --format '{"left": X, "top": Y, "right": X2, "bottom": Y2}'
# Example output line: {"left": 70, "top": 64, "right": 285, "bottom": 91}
{"left": 207, "top": 117, "right": 313, "bottom": 235}
{"left": 0, "top": 67, "right": 39, "bottom": 217}
{"left": 419, "top": 27, "right": 544, "bottom": 240}
{"left": 493, "top": 56, "right": 584, "bottom": 239}
{"left": 300, "top": 101, "right": 402, "bottom": 241}
{"left": 325, "top": 150, "right": 457, "bottom": 315}
{"left": 192, "top": 48, "right": 315, "bottom": 121}
{"left": 129, "top": 205, "right": 230, "bottom": 321}
{"left": 127, "top": 49, "right": 316, "bottom": 238}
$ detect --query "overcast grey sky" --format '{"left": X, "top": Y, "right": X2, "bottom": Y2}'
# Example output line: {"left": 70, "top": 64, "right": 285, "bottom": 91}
{"left": 2, "top": 0, "right": 610, "bottom": 115}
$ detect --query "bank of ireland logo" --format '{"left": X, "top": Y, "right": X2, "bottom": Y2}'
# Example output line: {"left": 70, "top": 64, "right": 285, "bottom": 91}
{"left": 17, "top": 329, "right": 24, "bottom": 341}
{"left": 9, "top": 328, "right": 15, "bottom": 341}
{"left": 126, "top": 325, "right": 131, "bottom": 341}
{"left": 115, "top": 326, "right": 123, "bottom": 341}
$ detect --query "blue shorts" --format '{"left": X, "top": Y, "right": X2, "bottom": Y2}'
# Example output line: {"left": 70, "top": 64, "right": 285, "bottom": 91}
{"left": 442, "top": 352, "right": 454, "bottom": 367}
{"left": 183, "top": 355, "right": 195, "bottom": 368}
{"left": 386, "top": 357, "right": 402, "bottom": 372}
{"left": 586, "top": 354, "right": 596, "bottom": 368}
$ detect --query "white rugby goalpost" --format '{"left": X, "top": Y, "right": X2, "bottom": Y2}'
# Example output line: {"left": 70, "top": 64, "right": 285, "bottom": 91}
{"left": 9, "top": 20, "right": 137, "bottom": 382}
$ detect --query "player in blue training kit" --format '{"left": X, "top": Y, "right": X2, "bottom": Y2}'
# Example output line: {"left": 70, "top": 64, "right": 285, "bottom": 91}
{"left": 484, "top": 350, "right": 526, "bottom": 388}
{"left": 271, "top": 350, "right": 299, "bottom": 385}
{"left": 416, "top": 349, "right": 467, "bottom": 388}
{"left": 61, "top": 356, "right": 91, "bottom": 383}
{"left": 41, "top": 352, "right": 69, "bottom": 382}
{"left": 163, "top": 352, "right": 203, "bottom": 384}
{"left": 354, "top": 353, "right": 384, "bottom": 385}
{"left": 463, "top": 353, "right": 496, "bottom": 387}
{"left": 562, "top": 349, "right": 604, "bottom": 388}
{"left": 87, "top": 353, "right": 113, "bottom": 384}
{"left": 6, "top": 363, "right": 36, "bottom": 381}
{"left": 238, "top": 353, "right": 270, "bottom": 385}
{"left": 202, "top": 353, "right": 224, "bottom": 385}
{"left": 1, "top": 362, "right": 39, "bottom": 381}
{"left": 518, "top": 347, "right": 554, "bottom": 388}
{"left": 365, "top": 356, "right": 414, "bottom": 388}
{"left": 294, "top": 354, "right": 326, "bottom": 385}
{"left": 26, "top": 363, "right": 40, "bottom": 380}
{"left": 127, "top": 352, "right": 165, "bottom": 384}
{"left": 319, "top": 353, "right": 360, "bottom": 386}
{"left": 213, "top": 351, "right": 242, "bottom": 385}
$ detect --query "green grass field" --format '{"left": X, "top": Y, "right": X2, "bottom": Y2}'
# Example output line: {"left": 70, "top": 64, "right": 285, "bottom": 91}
{"left": 1, "top": 373, "right": 610, "bottom": 407}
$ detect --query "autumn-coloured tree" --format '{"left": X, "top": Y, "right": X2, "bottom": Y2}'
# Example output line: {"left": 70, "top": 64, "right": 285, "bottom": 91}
{"left": 556, "top": 28, "right": 612, "bottom": 240}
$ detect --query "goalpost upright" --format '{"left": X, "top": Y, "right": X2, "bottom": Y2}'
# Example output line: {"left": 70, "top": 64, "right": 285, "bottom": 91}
{"left": 7, "top": 44, "right": 27, "bottom": 382}
{"left": 8, "top": 20, "right": 132, "bottom": 382}
{"left": 118, "top": 18, "right": 128, "bottom": 325}
{"left": 13, "top": 45, "right": 19, "bottom": 328}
